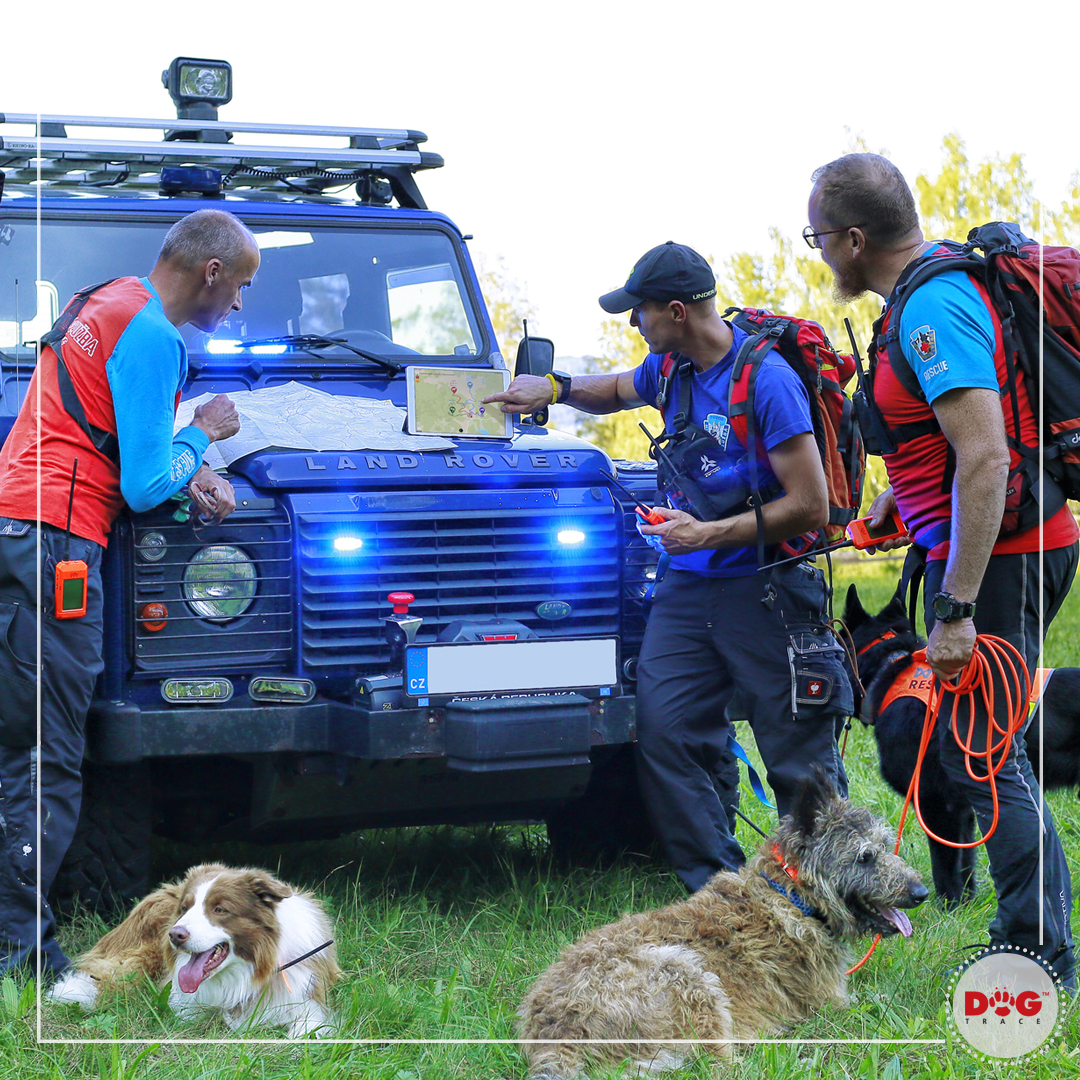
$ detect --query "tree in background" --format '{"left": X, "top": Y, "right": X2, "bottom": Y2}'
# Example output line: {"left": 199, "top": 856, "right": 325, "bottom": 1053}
{"left": 474, "top": 252, "right": 537, "bottom": 365}
{"left": 580, "top": 136, "right": 1080, "bottom": 505}
{"left": 575, "top": 317, "right": 652, "bottom": 460}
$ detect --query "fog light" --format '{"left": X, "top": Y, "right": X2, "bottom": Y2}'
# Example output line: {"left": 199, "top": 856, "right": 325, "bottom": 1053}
{"left": 162, "top": 677, "right": 234, "bottom": 704}
{"left": 249, "top": 677, "right": 316, "bottom": 704}
{"left": 139, "top": 602, "right": 168, "bottom": 632}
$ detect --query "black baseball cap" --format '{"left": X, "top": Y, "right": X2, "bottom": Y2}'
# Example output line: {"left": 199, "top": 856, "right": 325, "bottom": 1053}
{"left": 598, "top": 241, "right": 717, "bottom": 313}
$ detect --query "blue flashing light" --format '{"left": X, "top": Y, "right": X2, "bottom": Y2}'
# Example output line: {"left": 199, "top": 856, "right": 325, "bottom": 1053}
{"left": 334, "top": 536, "right": 364, "bottom": 553}
{"left": 207, "top": 339, "right": 242, "bottom": 355}
{"left": 205, "top": 340, "right": 288, "bottom": 356}
{"left": 557, "top": 529, "right": 586, "bottom": 546}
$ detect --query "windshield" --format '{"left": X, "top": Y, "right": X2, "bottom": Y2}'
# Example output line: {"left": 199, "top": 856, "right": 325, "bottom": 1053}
{"left": 0, "top": 217, "right": 485, "bottom": 364}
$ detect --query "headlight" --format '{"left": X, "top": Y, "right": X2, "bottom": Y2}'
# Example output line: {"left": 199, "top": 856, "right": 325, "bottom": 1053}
{"left": 183, "top": 545, "right": 256, "bottom": 622}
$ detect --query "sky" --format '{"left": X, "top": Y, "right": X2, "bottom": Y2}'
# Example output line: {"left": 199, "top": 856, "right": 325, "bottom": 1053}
{"left": 4, "top": 0, "right": 1078, "bottom": 360}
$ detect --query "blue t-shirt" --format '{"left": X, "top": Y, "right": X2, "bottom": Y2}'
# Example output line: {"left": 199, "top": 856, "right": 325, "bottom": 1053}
{"left": 897, "top": 264, "right": 998, "bottom": 401}
{"left": 633, "top": 322, "right": 812, "bottom": 577}
{"left": 105, "top": 278, "right": 209, "bottom": 512}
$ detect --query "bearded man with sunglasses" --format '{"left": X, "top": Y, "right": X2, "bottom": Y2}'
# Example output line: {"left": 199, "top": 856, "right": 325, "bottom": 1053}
{"left": 808, "top": 152, "right": 1076, "bottom": 990}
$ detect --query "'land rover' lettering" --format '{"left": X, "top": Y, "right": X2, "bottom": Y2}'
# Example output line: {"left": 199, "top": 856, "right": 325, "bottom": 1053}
{"left": 303, "top": 451, "right": 590, "bottom": 471}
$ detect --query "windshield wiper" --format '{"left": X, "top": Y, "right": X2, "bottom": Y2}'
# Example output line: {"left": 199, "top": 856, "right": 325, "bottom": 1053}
{"left": 237, "top": 334, "right": 403, "bottom": 375}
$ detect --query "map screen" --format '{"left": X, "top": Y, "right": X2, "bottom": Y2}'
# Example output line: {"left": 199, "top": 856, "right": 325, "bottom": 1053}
{"left": 405, "top": 366, "right": 512, "bottom": 439}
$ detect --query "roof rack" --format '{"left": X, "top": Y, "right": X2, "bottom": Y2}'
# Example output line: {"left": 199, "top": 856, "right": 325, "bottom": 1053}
{"left": 0, "top": 113, "right": 443, "bottom": 207}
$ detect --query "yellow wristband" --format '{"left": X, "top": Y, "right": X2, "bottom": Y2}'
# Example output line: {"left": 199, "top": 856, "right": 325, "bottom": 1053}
{"left": 545, "top": 373, "right": 559, "bottom": 406}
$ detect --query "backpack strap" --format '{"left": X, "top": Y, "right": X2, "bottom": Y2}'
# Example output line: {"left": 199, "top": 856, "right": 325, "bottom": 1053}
{"left": 40, "top": 280, "right": 121, "bottom": 467}
{"left": 729, "top": 325, "right": 785, "bottom": 568}
{"left": 656, "top": 351, "right": 694, "bottom": 434}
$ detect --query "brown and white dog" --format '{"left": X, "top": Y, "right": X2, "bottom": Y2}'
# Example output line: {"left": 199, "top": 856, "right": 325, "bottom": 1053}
{"left": 49, "top": 864, "right": 341, "bottom": 1038}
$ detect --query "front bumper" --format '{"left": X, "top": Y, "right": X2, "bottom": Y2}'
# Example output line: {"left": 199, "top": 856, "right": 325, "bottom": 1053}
{"left": 85, "top": 691, "right": 637, "bottom": 765}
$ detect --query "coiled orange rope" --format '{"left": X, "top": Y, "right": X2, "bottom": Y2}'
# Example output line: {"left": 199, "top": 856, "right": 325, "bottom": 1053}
{"left": 847, "top": 634, "right": 1030, "bottom": 975}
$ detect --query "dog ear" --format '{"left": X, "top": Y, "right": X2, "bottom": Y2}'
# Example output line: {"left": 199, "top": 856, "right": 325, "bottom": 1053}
{"left": 240, "top": 870, "right": 293, "bottom": 907}
{"left": 882, "top": 583, "right": 908, "bottom": 624}
{"left": 792, "top": 766, "right": 836, "bottom": 838}
{"left": 843, "top": 584, "right": 867, "bottom": 629}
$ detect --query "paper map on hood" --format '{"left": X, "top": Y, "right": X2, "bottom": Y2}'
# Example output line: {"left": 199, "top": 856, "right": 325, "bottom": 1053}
{"left": 174, "top": 381, "right": 455, "bottom": 469}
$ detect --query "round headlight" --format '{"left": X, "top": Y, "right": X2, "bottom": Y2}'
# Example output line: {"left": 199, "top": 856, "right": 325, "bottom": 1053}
{"left": 183, "top": 545, "right": 256, "bottom": 622}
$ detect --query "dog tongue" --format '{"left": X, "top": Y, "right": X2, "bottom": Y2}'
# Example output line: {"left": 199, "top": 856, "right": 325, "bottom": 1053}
{"left": 177, "top": 949, "right": 216, "bottom": 994}
{"left": 878, "top": 906, "right": 913, "bottom": 937}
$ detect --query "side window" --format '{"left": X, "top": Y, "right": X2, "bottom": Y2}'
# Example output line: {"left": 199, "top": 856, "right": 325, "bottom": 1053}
{"left": 387, "top": 264, "right": 476, "bottom": 355}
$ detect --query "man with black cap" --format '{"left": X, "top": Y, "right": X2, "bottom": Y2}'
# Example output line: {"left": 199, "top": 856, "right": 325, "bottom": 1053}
{"left": 485, "top": 241, "right": 850, "bottom": 893}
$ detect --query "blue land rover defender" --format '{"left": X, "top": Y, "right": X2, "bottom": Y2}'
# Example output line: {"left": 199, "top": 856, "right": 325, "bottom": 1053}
{"left": 0, "top": 59, "right": 659, "bottom": 909}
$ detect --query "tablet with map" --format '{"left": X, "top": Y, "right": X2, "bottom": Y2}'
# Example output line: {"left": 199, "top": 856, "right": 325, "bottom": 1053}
{"left": 405, "top": 366, "right": 513, "bottom": 439}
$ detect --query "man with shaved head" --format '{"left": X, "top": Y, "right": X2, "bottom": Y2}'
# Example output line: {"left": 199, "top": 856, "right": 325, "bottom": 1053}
{"left": 0, "top": 208, "right": 258, "bottom": 981}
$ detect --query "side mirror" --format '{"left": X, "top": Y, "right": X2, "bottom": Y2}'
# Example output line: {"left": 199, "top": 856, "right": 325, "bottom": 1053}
{"left": 514, "top": 335, "right": 555, "bottom": 379}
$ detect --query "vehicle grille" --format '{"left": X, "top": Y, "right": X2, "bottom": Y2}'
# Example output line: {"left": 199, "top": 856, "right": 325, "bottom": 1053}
{"left": 296, "top": 498, "right": 621, "bottom": 675}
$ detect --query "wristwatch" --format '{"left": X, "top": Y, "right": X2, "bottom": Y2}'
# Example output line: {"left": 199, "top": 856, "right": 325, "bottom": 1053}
{"left": 549, "top": 370, "right": 572, "bottom": 403}
{"left": 931, "top": 591, "right": 976, "bottom": 623}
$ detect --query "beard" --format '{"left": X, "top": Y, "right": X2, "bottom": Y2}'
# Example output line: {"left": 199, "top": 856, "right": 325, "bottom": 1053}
{"left": 829, "top": 257, "right": 869, "bottom": 305}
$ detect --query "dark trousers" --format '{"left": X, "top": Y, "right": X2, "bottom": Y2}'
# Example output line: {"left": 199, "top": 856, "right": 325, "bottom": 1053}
{"left": 925, "top": 544, "right": 1077, "bottom": 986}
{"left": 0, "top": 519, "right": 104, "bottom": 979}
{"left": 635, "top": 564, "right": 851, "bottom": 893}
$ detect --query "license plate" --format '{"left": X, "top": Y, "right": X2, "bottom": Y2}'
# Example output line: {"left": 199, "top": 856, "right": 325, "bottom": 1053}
{"left": 404, "top": 636, "right": 618, "bottom": 700}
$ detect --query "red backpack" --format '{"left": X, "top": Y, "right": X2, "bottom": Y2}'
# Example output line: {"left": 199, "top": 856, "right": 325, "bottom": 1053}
{"left": 658, "top": 307, "right": 865, "bottom": 563}
{"left": 866, "top": 222, "right": 1080, "bottom": 526}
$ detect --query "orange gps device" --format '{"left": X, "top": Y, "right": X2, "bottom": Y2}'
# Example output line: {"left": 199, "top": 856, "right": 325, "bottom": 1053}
{"left": 55, "top": 458, "right": 89, "bottom": 619}
{"left": 846, "top": 509, "right": 907, "bottom": 549}
{"left": 55, "top": 560, "right": 88, "bottom": 619}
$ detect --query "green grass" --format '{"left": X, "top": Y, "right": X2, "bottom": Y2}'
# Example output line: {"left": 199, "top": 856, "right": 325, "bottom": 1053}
{"left": 4, "top": 554, "right": 1079, "bottom": 1078}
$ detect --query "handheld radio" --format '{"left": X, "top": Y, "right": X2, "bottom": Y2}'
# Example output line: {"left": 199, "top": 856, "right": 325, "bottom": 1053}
{"left": 54, "top": 459, "right": 88, "bottom": 619}
{"left": 599, "top": 470, "right": 666, "bottom": 525}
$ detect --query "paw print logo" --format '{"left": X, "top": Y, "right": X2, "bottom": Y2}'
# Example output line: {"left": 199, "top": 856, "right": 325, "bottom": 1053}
{"left": 991, "top": 988, "right": 1015, "bottom": 1016}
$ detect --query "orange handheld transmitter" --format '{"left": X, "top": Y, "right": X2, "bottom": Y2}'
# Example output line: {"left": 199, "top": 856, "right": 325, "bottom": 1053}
{"left": 600, "top": 470, "right": 666, "bottom": 525}
{"left": 846, "top": 509, "right": 907, "bottom": 549}
{"left": 55, "top": 458, "right": 88, "bottom": 619}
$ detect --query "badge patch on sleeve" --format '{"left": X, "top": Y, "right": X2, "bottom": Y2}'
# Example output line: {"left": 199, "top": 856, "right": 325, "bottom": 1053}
{"left": 909, "top": 325, "right": 937, "bottom": 363}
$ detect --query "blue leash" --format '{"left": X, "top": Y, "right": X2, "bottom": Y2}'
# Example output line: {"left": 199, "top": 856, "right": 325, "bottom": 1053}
{"left": 727, "top": 732, "right": 774, "bottom": 810}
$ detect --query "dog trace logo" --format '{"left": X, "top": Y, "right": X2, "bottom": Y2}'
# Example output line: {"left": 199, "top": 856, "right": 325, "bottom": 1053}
{"left": 948, "top": 945, "right": 1061, "bottom": 1060}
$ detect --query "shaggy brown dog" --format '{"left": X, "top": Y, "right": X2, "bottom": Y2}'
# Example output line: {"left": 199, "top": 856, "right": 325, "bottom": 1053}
{"left": 50, "top": 864, "right": 341, "bottom": 1037}
{"left": 518, "top": 771, "right": 927, "bottom": 1078}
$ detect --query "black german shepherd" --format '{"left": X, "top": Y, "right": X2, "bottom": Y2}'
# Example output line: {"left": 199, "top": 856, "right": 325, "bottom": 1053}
{"left": 843, "top": 584, "right": 1080, "bottom": 908}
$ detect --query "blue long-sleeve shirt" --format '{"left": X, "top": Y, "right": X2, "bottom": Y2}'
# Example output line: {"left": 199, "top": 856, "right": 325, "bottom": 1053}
{"left": 106, "top": 278, "right": 210, "bottom": 512}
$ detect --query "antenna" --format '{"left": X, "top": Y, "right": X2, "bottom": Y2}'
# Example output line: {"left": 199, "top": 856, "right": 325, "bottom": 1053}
{"left": 65, "top": 458, "right": 78, "bottom": 561}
